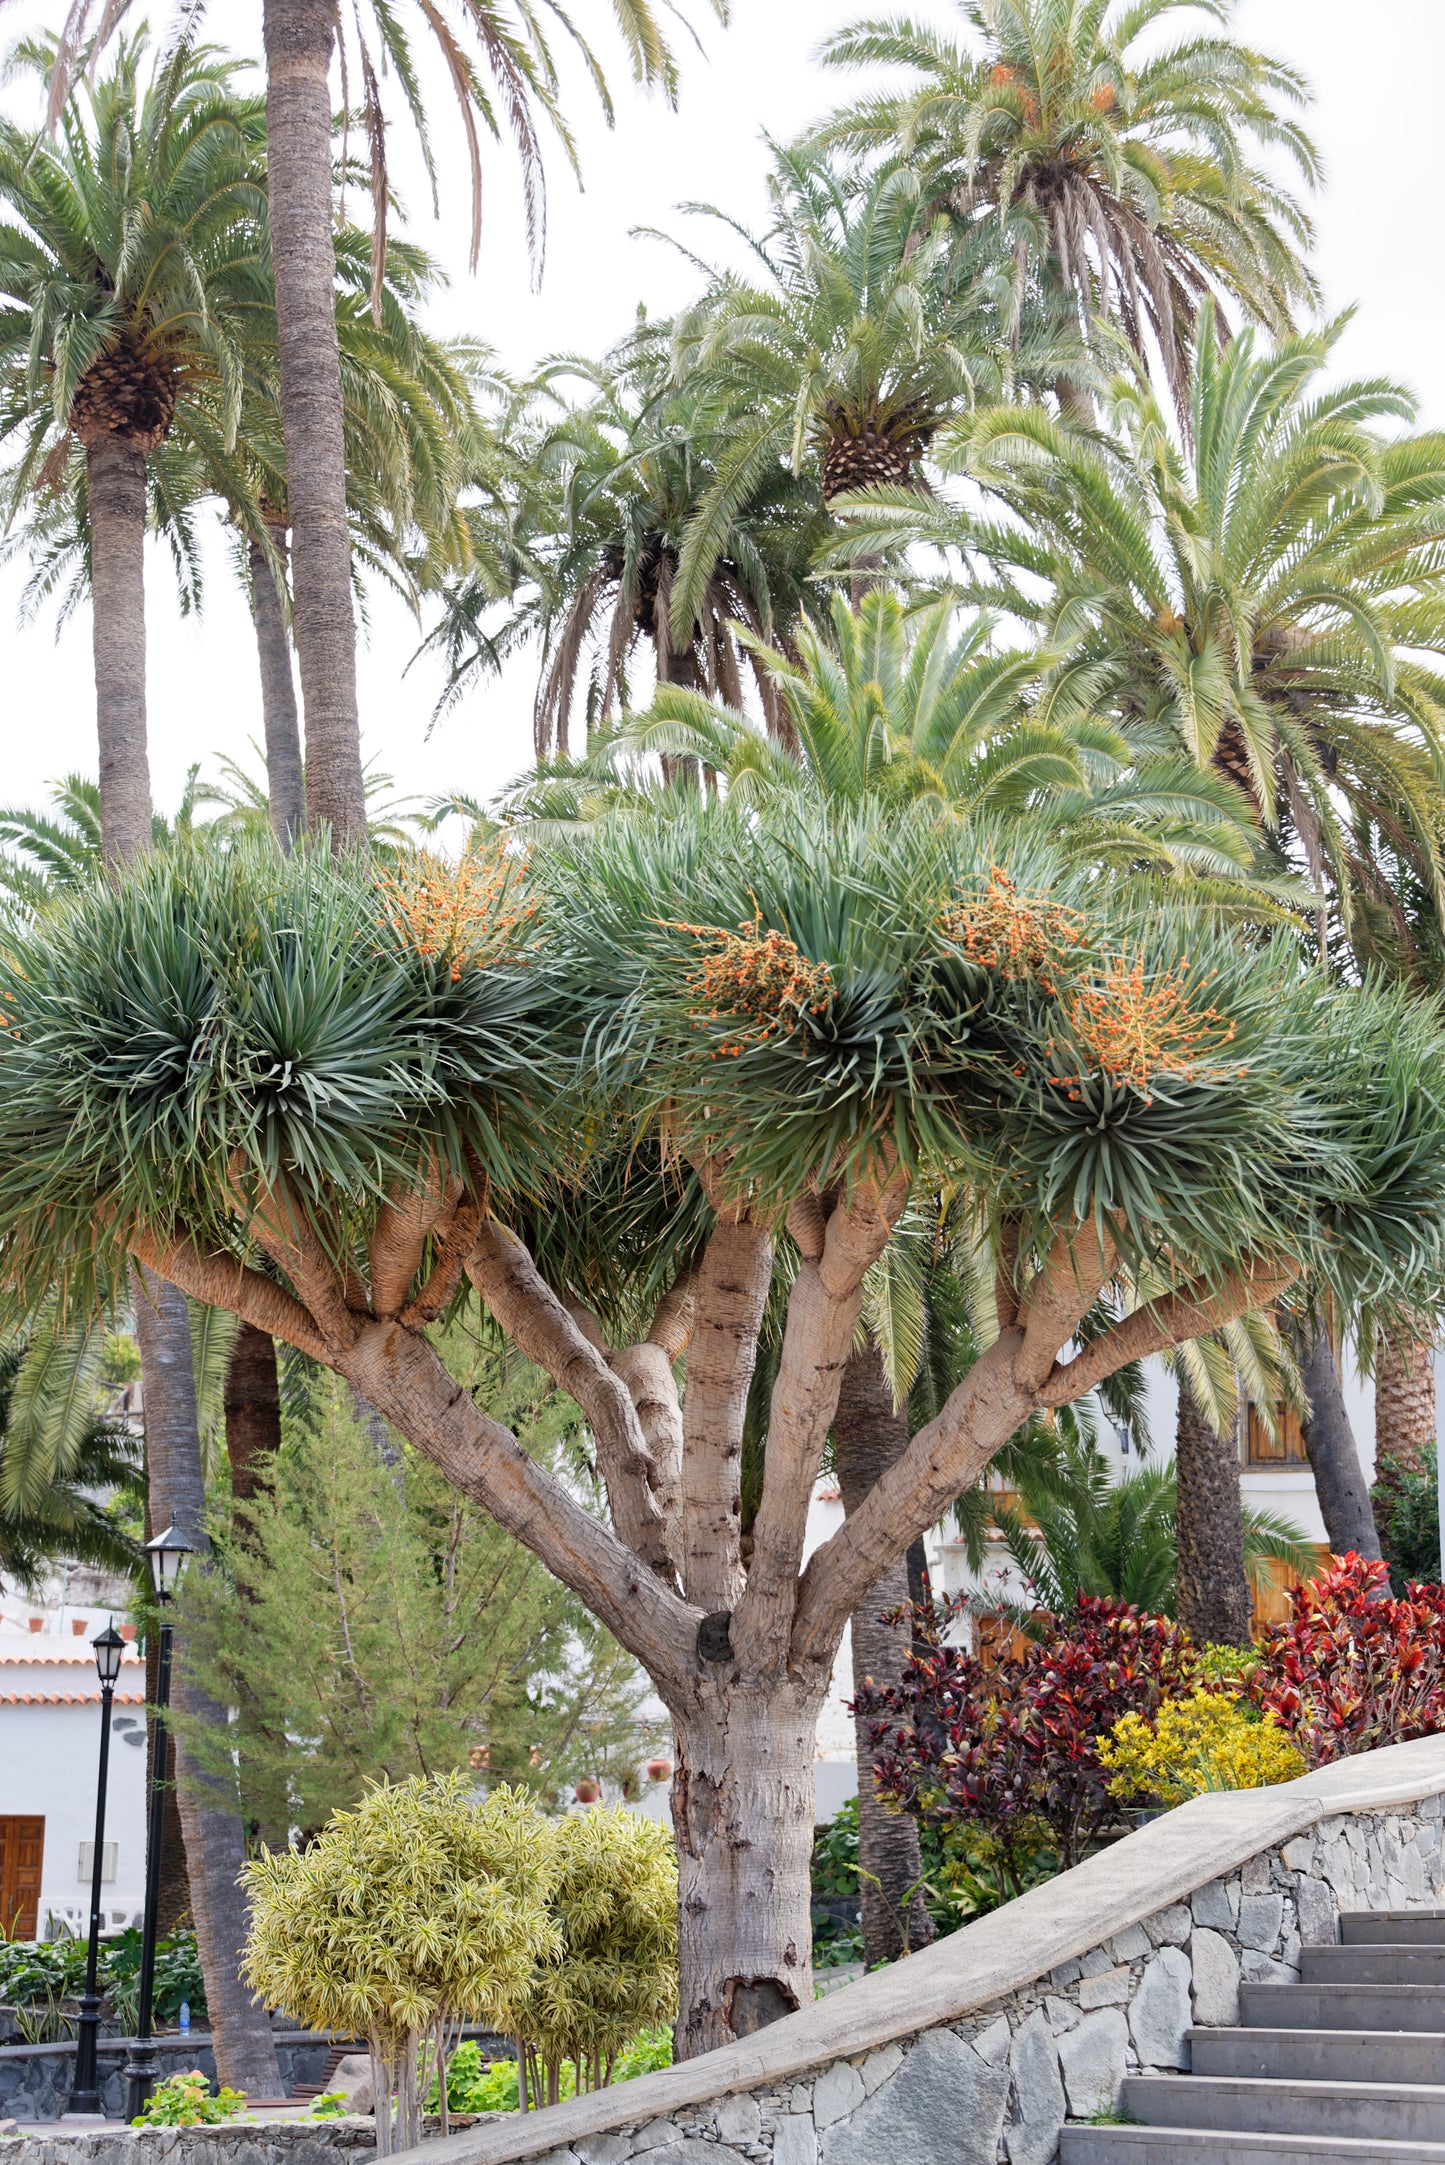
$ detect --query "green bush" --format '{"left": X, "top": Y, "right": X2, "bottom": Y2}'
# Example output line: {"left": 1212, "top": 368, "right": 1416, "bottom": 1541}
{"left": 1375, "top": 1443, "right": 1441, "bottom": 1593}
{"left": 810, "top": 1795, "right": 1056, "bottom": 1966}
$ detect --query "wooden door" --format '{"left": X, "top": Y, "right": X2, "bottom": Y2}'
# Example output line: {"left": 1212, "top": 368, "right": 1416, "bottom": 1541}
{"left": 0, "top": 1816, "right": 44, "bottom": 1940}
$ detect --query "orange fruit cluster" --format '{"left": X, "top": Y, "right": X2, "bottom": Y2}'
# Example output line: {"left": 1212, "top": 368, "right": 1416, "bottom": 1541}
{"left": 1051, "top": 954, "right": 1243, "bottom": 1100}
{"left": 671, "top": 911, "right": 835, "bottom": 1059}
{"left": 376, "top": 850, "right": 535, "bottom": 980}
{"left": 941, "top": 867, "right": 1084, "bottom": 996}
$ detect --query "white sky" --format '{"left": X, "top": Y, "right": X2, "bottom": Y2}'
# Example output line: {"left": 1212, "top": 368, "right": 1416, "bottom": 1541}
{"left": 0, "top": 0, "right": 1438, "bottom": 826}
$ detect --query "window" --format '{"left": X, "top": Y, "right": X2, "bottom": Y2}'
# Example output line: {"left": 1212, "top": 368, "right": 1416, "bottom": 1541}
{"left": 78, "top": 1841, "right": 117, "bottom": 1885}
{"left": 1246, "top": 1401, "right": 1309, "bottom": 1466}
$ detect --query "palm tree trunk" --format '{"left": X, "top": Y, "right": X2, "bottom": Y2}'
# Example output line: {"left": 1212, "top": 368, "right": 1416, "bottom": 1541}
{"left": 1175, "top": 1381, "right": 1252, "bottom": 1646}
{"left": 224, "top": 1324, "right": 288, "bottom": 1851}
{"left": 225, "top": 1322, "right": 283, "bottom": 1506}
{"left": 86, "top": 437, "right": 153, "bottom": 867}
{"left": 144, "top": 1611, "right": 192, "bottom": 1939}
{"left": 1292, "top": 1325, "right": 1382, "bottom": 1560}
{"left": 833, "top": 1345, "right": 935, "bottom": 1966}
{"left": 261, "top": 0, "right": 367, "bottom": 849}
{"left": 247, "top": 531, "right": 306, "bottom": 853}
{"left": 1375, "top": 1322, "right": 1437, "bottom": 1512}
{"left": 135, "top": 1270, "right": 282, "bottom": 2098}
{"left": 86, "top": 437, "right": 280, "bottom": 2097}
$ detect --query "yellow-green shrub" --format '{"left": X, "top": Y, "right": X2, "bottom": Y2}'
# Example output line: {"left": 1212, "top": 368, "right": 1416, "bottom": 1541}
{"left": 241, "top": 1774, "right": 557, "bottom": 2155}
{"left": 1099, "top": 1690, "right": 1305, "bottom": 1806}
{"left": 499, "top": 1805, "right": 678, "bottom": 2108}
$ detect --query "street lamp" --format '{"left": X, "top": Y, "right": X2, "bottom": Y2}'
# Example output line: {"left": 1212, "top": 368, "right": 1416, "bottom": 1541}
{"left": 120, "top": 1529, "right": 193, "bottom": 2122}
{"left": 65, "top": 1622, "right": 126, "bottom": 2118}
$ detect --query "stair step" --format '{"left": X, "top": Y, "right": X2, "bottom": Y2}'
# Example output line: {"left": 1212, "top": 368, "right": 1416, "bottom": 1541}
{"left": 1345, "top": 1914, "right": 1445, "bottom": 1946}
{"left": 1123, "top": 2074, "right": 1445, "bottom": 2143}
{"left": 1061, "top": 2131, "right": 1445, "bottom": 2165}
{"left": 1243, "top": 1982, "right": 1445, "bottom": 2032}
{"left": 1189, "top": 2028, "right": 1445, "bottom": 2085}
{"left": 1304, "top": 1947, "right": 1445, "bottom": 1986}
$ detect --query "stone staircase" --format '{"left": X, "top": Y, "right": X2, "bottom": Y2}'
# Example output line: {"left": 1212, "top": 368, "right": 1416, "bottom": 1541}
{"left": 1062, "top": 1909, "right": 1445, "bottom": 2165}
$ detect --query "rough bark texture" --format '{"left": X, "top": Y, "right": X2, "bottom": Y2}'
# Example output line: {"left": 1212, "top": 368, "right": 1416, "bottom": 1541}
{"left": 140, "top": 1188, "right": 1306, "bottom": 2061}
{"left": 1294, "top": 1326, "right": 1382, "bottom": 1560}
{"left": 144, "top": 1617, "right": 192, "bottom": 1939}
{"left": 680, "top": 1216, "right": 772, "bottom": 1611}
{"left": 224, "top": 1322, "right": 283, "bottom": 1506}
{"left": 86, "top": 436, "right": 152, "bottom": 867}
{"left": 262, "top": 0, "right": 366, "bottom": 847}
{"left": 134, "top": 1268, "right": 281, "bottom": 2098}
{"left": 833, "top": 1346, "right": 934, "bottom": 1965}
{"left": 1375, "top": 1321, "right": 1438, "bottom": 1508}
{"left": 248, "top": 530, "right": 306, "bottom": 852}
{"left": 669, "top": 1677, "right": 823, "bottom": 2060}
{"left": 1175, "top": 1382, "right": 1253, "bottom": 1647}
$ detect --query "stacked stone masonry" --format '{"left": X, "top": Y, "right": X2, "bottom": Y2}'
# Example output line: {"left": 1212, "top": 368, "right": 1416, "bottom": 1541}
{"left": 514, "top": 1802, "right": 1445, "bottom": 2165}
{"left": 3, "top": 2126, "right": 376, "bottom": 2165}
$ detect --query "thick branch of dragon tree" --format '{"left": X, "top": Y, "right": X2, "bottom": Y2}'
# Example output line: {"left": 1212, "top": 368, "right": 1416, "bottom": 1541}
{"left": 131, "top": 1180, "right": 1300, "bottom": 1706}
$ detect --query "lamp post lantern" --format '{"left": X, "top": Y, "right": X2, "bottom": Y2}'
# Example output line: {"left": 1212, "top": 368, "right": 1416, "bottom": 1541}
{"left": 65, "top": 1622, "right": 126, "bottom": 2118}
{"left": 120, "top": 1529, "right": 192, "bottom": 2122}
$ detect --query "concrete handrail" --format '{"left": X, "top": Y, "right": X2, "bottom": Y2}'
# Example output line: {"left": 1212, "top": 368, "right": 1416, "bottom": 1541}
{"left": 411, "top": 1731, "right": 1445, "bottom": 2165}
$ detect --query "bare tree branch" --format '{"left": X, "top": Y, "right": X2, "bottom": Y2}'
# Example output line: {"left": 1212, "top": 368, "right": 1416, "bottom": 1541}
{"left": 791, "top": 1246, "right": 1299, "bottom": 1671}
{"left": 399, "top": 1199, "right": 482, "bottom": 1328}
{"left": 233, "top": 1166, "right": 360, "bottom": 1350}
{"left": 735, "top": 1163, "right": 910, "bottom": 1664}
{"left": 790, "top": 1329, "right": 1033, "bottom": 1673}
{"left": 1016, "top": 1219, "right": 1119, "bottom": 1389}
{"left": 129, "top": 1226, "right": 328, "bottom": 1362}
{"left": 339, "top": 1318, "right": 698, "bottom": 1685}
{"left": 679, "top": 1208, "right": 773, "bottom": 1611}
{"left": 369, "top": 1166, "right": 462, "bottom": 1317}
{"left": 1036, "top": 1258, "right": 1299, "bottom": 1407}
{"left": 465, "top": 1217, "right": 675, "bottom": 1583}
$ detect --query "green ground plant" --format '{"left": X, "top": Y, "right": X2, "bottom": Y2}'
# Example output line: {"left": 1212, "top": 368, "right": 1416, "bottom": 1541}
{"left": 131, "top": 2071, "right": 247, "bottom": 2127}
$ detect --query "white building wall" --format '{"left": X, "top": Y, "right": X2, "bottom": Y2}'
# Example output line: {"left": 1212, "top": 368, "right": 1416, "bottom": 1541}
{"left": 0, "top": 1610, "right": 148, "bottom": 1935}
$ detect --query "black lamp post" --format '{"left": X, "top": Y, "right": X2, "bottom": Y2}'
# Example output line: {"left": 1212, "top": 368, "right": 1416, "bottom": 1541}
{"left": 66, "top": 1621, "right": 126, "bottom": 2118}
{"left": 120, "top": 1528, "right": 192, "bottom": 2122}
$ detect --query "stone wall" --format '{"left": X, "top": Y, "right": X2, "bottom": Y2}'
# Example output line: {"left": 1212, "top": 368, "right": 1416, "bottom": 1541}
{"left": 410, "top": 1738, "right": 1445, "bottom": 2165}
{"left": 2, "top": 2122, "right": 375, "bottom": 2165}
{"left": 531, "top": 1801, "right": 1439, "bottom": 2165}
{"left": 0, "top": 2038, "right": 334, "bottom": 2125}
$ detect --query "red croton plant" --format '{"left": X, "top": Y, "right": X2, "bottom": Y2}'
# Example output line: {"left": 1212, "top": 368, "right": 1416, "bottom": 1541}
{"left": 1259, "top": 1554, "right": 1445, "bottom": 1764}
{"left": 858, "top": 1594, "right": 1195, "bottom": 1879}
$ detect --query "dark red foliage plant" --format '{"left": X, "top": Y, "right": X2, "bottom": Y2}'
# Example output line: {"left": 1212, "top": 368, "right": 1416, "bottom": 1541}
{"left": 855, "top": 1593, "right": 1193, "bottom": 1878}
{"left": 1256, "top": 1552, "right": 1445, "bottom": 1764}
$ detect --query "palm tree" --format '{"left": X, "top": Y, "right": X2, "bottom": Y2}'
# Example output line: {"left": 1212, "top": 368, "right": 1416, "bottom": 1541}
{"left": 422, "top": 326, "right": 827, "bottom": 760}
{"left": 987, "top": 1434, "right": 1315, "bottom": 1623}
{"left": 0, "top": 1338, "right": 143, "bottom": 1593}
{"left": 843, "top": 310, "right": 1445, "bottom": 927}
{"left": 813, "top": 0, "right": 1320, "bottom": 418}
{"left": 22, "top": 0, "right": 729, "bottom": 846}
{"left": 669, "top": 144, "right": 1080, "bottom": 631}
{"left": 0, "top": 769, "right": 280, "bottom": 2087}
{"left": 222, "top": 224, "right": 489, "bottom": 848}
{"left": 614, "top": 587, "right": 1256, "bottom": 879}
{"left": 0, "top": 34, "right": 269, "bottom": 867}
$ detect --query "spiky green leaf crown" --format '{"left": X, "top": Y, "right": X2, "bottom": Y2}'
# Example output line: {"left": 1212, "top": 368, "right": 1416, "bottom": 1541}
{"left": 0, "top": 814, "right": 1442, "bottom": 1325}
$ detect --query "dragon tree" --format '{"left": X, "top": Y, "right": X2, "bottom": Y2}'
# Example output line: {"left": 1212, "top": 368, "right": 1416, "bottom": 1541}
{"left": 0, "top": 809, "right": 1441, "bottom": 2053}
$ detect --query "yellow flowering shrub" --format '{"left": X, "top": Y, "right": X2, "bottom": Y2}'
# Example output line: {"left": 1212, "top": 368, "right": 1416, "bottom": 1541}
{"left": 1099, "top": 1690, "right": 1305, "bottom": 1806}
